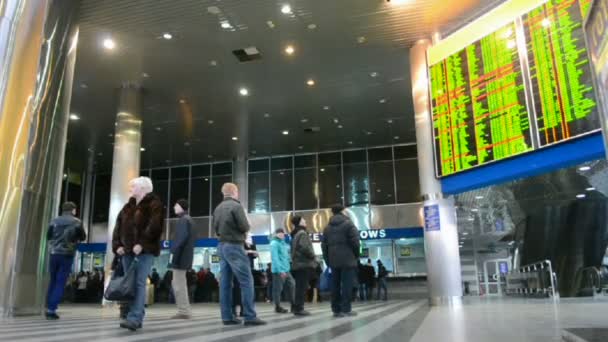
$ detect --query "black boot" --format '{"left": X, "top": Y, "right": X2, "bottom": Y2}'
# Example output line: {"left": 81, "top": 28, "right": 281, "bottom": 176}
{"left": 275, "top": 306, "right": 288, "bottom": 313}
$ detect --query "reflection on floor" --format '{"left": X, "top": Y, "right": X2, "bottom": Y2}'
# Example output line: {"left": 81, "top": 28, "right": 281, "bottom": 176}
{"left": 0, "top": 300, "right": 428, "bottom": 342}
{"left": 412, "top": 297, "right": 608, "bottom": 342}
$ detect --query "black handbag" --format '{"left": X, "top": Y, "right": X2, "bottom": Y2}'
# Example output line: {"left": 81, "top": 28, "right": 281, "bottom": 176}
{"left": 104, "top": 257, "right": 138, "bottom": 301}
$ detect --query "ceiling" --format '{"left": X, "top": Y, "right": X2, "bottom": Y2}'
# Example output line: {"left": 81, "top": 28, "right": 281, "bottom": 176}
{"left": 66, "top": 0, "right": 505, "bottom": 173}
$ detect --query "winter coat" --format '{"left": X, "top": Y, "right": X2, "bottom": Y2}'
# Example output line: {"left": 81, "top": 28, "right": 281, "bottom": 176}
{"left": 321, "top": 213, "right": 360, "bottom": 269}
{"left": 171, "top": 213, "right": 196, "bottom": 270}
{"left": 270, "top": 237, "right": 291, "bottom": 273}
{"left": 47, "top": 213, "right": 86, "bottom": 255}
{"left": 112, "top": 193, "right": 164, "bottom": 256}
{"left": 212, "top": 197, "right": 250, "bottom": 244}
{"left": 291, "top": 226, "right": 317, "bottom": 270}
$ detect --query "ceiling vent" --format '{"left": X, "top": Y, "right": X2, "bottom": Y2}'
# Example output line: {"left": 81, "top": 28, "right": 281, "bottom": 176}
{"left": 233, "top": 46, "right": 262, "bottom": 62}
{"left": 304, "top": 127, "right": 321, "bottom": 133}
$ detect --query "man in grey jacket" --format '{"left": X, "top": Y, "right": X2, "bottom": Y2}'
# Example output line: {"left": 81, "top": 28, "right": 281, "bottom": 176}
{"left": 46, "top": 202, "right": 86, "bottom": 320}
{"left": 170, "top": 199, "right": 196, "bottom": 319}
{"left": 212, "top": 183, "right": 266, "bottom": 326}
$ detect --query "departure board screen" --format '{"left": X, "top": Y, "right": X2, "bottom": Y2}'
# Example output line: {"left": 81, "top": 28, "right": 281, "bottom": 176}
{"left": 429, "top": 0, "right": 599, "bottom": 177}
{"left": 430, "top": 23, "right": 533, "bottom": 176}
{"left": 524, "top": 0, "right": 599, "bottom": 146}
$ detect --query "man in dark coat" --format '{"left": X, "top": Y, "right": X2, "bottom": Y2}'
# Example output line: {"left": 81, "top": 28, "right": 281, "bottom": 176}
{"left": 321, "top": 204, "right": 360, "bottom": 317}
{"left": 45, "top": 202, "right": 86, "bottom": 319}
{"left": 170, "top": 199, "right": 196, "bottom": 319}
{"left": 112, "top": 177, "right": 163, "bottom": 331}
{"left": 290, "top": 215, "right": 316, "bottom": 316}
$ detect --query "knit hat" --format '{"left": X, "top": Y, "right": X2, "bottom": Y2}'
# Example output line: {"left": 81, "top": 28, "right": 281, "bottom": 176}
{"left": 291, "top": 215, "right": 302, "bottom": 226}
{"left": 176, "top": 199, "right": 189, "bottom": 212}
{"left": 331, "top": 204, "right": 345, "bottom": 214}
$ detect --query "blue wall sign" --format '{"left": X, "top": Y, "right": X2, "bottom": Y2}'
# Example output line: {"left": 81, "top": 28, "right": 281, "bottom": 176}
{"left": 499, "top": 261, "right": 509, "bottom": 274}
{"left": 424, "top": 205, "right": 441, "bottom": 232}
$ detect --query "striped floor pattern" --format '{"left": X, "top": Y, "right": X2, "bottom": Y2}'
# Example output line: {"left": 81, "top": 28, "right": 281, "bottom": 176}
{"left": 0, "top": 300, "right": 428, "bottom": 342}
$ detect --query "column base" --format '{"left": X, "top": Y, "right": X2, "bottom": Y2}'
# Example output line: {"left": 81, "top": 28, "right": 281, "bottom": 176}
{"left": 429, "top": 296, "right": 462, "bottom": 307}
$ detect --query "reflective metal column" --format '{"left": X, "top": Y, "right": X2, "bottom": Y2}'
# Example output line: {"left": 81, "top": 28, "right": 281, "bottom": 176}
{"left": 233, "top": 108, "right": 249, "bottom": 210}
{"left": 410, "top": 39, "right": 463, "bottom": 306}
{"left": 0, "top": 0, "right": 80, "bottom": 316}
{"left": 103, "top": 84, "right": 143, "bottom": 276}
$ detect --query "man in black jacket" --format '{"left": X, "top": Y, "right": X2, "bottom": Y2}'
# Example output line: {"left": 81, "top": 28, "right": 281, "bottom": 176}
{"left": 321, "top": 204, "right": 360, "bottom": 318}
{"left": 170, "top": 199, "right": 196, "bottom": 319}
{"left": 45, "top": 202, "right": 86, "bottom": 320}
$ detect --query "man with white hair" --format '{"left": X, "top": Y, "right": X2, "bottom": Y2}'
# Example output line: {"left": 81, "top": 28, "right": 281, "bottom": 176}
{"left": 212, "top": 183, "right": 266, "bottom": 326}
{"left": 112, "top": 176, "right": 163, "bottom": 331}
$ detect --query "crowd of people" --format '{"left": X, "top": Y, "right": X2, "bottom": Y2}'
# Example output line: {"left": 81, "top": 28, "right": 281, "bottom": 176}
{"left": 45, "top": 177, "right": 390, "bottom": 332}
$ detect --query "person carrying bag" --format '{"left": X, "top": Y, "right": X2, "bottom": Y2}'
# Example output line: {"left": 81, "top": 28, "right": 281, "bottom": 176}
{"left": 105, "top": 257, "right": 137, "bottom": 301}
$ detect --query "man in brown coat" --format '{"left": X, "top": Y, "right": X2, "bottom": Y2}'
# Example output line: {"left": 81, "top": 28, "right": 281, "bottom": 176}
{"left": 112, "top": 176, "right": 163, "bottom": 331}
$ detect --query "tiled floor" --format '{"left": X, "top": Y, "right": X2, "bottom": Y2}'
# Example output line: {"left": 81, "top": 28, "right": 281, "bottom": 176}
{"left": 1, "top": 297, "right": 607, "bottom": 341}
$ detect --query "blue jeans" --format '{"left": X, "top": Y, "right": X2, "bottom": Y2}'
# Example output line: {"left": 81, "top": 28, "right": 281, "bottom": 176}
{"left": 377, "top": 277, "right": 388, "bottom": 300}
{"left": 330, "top": 267, "right": 356, "bottom": 314}
{"left": 46, "top": 254, "right": 74, "bottom": 313}
{"left": 122, "top": 253, "right": 154, "bottom": 325}
{"left": 218, "top": 242, "right": 257, "bottom": 321}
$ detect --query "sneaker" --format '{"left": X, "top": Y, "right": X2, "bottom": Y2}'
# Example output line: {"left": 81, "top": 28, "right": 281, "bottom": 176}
{"left": 244, "top": 318, "right": 267, "bottom": 326}
{"left": 333, "top": 312, "right": 345, "bottom": 318}
{"left": 45, "top": 312, "right": 60, "bottom": 320}
{"left": 120, "top": 320, "right": 141, "bottom": 331}
{"left": 171, "top": 314, "right": 192, "bottom": 320}
{"left": 222, "top": 318, "right": 242, "bottom": 326}
{"left": 344, "top": 311, "right": 358, "bottom": 317}
{"left": 275, "top": 306, "right": 288, "bottom": 314}
{"left": 293, "top": 310, "right": 310, "bottom": 317}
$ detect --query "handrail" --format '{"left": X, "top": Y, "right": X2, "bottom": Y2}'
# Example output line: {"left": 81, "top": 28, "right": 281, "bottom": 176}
{"left": 506, "top": 259, "right": 557, "bottom": 298}
{"left": 574, "top": 266, "right": 601, "bottom": 296}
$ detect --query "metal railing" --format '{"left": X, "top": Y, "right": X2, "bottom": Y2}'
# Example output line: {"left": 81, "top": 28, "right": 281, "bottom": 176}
{"left": 505, "top": 260, "right": 558, "bottom": 298}
{"left": 574, "top": 266, "right": 602, "bottom": 297}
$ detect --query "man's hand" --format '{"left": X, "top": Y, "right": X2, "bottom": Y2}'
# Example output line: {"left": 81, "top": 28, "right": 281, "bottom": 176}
{"left": 133, "top": 244, "right": 143, "bottom": 255}
{"left": 117, "top": 247, "right": 125, "bottom": 256}
{"left": 280, "top": 272, "right": 287, "bottom": 279}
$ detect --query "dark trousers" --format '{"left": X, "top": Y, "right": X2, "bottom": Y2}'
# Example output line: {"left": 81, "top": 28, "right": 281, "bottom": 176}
{"left": 292, "top": 268, "right": 312, "bottom": 313}
{"left": 330, "top": 267, "right": 356, "bottom": 314}
{"left": 46, "top": 254, "right": 74, "bottom": 313}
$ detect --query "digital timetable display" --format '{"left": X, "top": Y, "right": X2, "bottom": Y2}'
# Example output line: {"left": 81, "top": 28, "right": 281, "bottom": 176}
{"left": 429, "top": 0, "right": 599, "bottom": 177}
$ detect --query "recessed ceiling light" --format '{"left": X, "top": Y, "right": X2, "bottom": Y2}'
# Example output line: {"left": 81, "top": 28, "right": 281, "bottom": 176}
{"left": 394, "top": 136, "right": 400, "bottom": 140}
{"left": 140, "top": 147, "right": 146, "bottom": 151}
{"left": 285, "top": 45, "right": 295, "bottom": 55}
{"left": 232, "top": 136, "right": 238, "bottom": 141}
{"left": 320, "top": 168, "right": 325, "bottom": 172}
{"left": 586, "top": 187, "right": 596, "bottom": 191}
{"left": 576, "top": 194, "right": 586, "bottom": 199}
{"left": 323, "top": 106, "right": 330, "bottom": 110}
{"left": 108, "top": 133, "right": 113, "bottom": 137}
{"left": 308, "top": 24, "right": 317, "bottom": 30}
{"left": 252, "top": 150, "right": 257, "bottom": 154}
{"left": 209, "top": 60, "right": 218, "bottom": 66}
{"left": 221, "top": 21, "right": 232, "bottom": 29}
{"left": 347, "top": 141, "right": 353, "bottom": 145}
{"left": 307, "top": 79, "right": 315, "bottom": 86}
{"left": 379, "top": 98, "right": 387, "bottom": 103}
{"left": 208, "top": 155, "right": 213, "bottom": 158}
{"left": 208, "top": 120, "right": 214, "bottom": 124}
{"left": 179, "top": 99, "right": 186, "bottom": 104}
{"left": 80, "top": 83, "right": 88, "bottom": 88}
{"left": 155, "top": 127, "right": 162, "bottom": 131}
{"left": 333, "top": 118, "right": 339, "bottom": 124}
{"left": 97, "top": 152, "right": 103, "bottom": 156}
{"left": 338, "top": 125, "right": 343, "bottom": 129}
{"left": 282, "top": 130, "right": 289, "bottom": 135}
{"left": 370, "top": 72, "right": 378, "bottom": 77}
{"left": 69, "top": 114, "right": 80, "bottom": 121}
{"left": 141, "top": 72, "right": 149, "bottom": 78}
{"left": 184, "top": 142, "right": 191, "bottom": 146}
{"left": 579, "top": 166, "right": 591, "bottom": 171}
{"left": 162, "top": 32, "right": 172, "bottom": 40}
{"left": 298, "top": 146, "right": 304, "bottom": 149}
{"left": 103, "top": 38, "right": 115, "bottom": 50}
{"left": 387, "top": 119, "right": 393, "bottom": 124}
{"left": 281, "top": 4, "right": 292, "bottom": 14}
{"left": 239, "top": 88, "right": 249, "bottom": 96}
{"left": 301, "top": 118, "right": 308, "bottom": 123}
{"left": 267, "top": 21, "right": 275, "bottom": 29}
{"left": 357, "top": 36, "right": 366, "bottom": 44}
{"left": 366, "top": 131, "right": 373, "bottom": 135}
{"left": 264, "top": 113, "right": 271, "bottom": 118}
